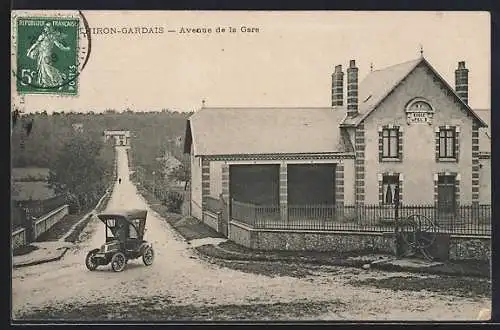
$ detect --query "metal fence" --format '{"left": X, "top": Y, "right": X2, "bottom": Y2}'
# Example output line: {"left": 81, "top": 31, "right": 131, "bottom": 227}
{"left": 230, "top": 200, "right": 491, "bottom": 236}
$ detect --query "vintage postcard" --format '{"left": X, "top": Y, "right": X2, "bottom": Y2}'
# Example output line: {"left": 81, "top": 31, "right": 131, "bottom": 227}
{"left": 10, "top": 10, "right": 491, "bottom": 322}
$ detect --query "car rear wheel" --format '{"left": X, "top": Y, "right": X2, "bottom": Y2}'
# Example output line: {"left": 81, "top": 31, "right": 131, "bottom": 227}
{"left": 85, "top": 249, "right": 99, "bottom": 271}
{"left": 111, "top": 252, "right": 127, "bottom": 272}
{"left": 142, "top": 247, "right": 154, "bottom": 266}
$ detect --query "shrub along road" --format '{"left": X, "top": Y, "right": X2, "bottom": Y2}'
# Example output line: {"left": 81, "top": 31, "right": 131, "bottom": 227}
{"left": 12, "top": 147, "right": 490, "bottom": 321}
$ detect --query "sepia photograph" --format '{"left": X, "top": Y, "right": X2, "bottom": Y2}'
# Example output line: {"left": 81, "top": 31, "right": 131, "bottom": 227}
{"left": 10, "top": 10, "right": 491, "bottom": 321}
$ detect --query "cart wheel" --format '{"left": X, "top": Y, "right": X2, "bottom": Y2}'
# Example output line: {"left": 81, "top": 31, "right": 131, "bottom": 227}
{"left": 399, "top": 214, "right": 438, "bottom": 260}
{"left": 85, "top": 249, "right": 99, "bottom": 271}
{"left": 111, "top": 252, "right": 127, "bottom": 272}
{"left": 142, "top": 247, "right": 154, "bottom": 266}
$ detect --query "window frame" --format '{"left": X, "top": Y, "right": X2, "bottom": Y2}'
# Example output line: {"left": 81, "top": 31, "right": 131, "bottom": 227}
{"left": 381, "top": 127, "right": 400, "bottom": 159}
{"left": 381, "top": 174, "right": 400, "bottom": 205}
{"left": 438, "top": 128, "right": 456, "bottom": 159}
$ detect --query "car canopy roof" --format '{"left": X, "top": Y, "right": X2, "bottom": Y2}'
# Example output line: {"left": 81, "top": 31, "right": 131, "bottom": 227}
{"left": 97, "top": 209, "right": 147, "bottom": 222}
{"left": 97, "top": 209, "right": 148, "bottom": 236}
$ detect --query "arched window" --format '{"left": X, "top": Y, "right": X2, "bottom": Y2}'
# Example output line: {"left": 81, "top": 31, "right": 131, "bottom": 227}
{"left": 405, "top": 98, "right": 434, "bottom": 124}
{"left": 407, "top": 100, "right": 432, "bottom": 112}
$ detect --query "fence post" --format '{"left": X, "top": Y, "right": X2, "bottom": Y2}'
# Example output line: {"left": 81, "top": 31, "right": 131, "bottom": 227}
{"left": 24, "top": 208, "right": 35, "bottom": 242}
{"left": 253, "top": 204, "right": 257, "bottom": 228}
{"left": 394, "top": 186, "right": 402, "bottom": 258}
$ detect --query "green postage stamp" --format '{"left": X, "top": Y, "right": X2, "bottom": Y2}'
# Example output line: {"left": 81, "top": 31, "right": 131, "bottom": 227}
{"left": 15, "top": 17, "right": 79, "bottom": 95}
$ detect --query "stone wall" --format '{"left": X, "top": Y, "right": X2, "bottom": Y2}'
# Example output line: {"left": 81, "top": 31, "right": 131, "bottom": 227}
{"left": 229, "top": 222, "right": 254, "bottom": 248}
{"left": 202, "top": 210, "right": 219, "bottom": 232}
{"left": 229, "top": 221, "right": 395, "bottom": 253}
{"left": 449, "top": 236, "right": 491, "bottom": 261}
{"left": 33, "top": 204, "right": 69, "bottom": 240}
{"left": 254, "top": 230, "right": 395, "bottom": 253}
{"left": 229, "top": 221, "right": 491, "bottom": 261}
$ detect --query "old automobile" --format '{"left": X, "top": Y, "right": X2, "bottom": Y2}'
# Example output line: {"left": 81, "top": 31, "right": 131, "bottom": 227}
{"left": 85, "top": 209, "right": 154, "bottom": 272}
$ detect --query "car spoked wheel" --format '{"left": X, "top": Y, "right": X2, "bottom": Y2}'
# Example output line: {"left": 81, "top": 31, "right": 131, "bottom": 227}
{"left": 85, "top": 249, "right": 99, "bottom": 271}
{"left": 111, "top": 252, "right": 127, "bottom": 272}
{"left": 142, "top": 247, "right": 154, "bottom": 266}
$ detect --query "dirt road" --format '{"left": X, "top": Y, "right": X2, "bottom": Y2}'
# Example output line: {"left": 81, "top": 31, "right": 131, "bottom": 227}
{"left": 11, "top": 146, "right": 490, "bottom": 321}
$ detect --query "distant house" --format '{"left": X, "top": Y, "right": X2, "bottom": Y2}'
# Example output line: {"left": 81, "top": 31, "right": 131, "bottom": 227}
{"left": 184, "top": 56, "right": 490, "bottom": 247}
{"left": 72, "top": 123, "right": 84, "bottom": 133}
{"left": 11, "top": 167, "right": 56, "bottom": 202}
{"left": 161, "top": 150, "right": 183, "bottom": 181}
{"left": 11, "top": 167, "right": 50, "bottom": 182}
{"left": 103, "top": 130, "right": 131, "bottom": 146}
{"left": 11, "top": 182, "right": 57, "bottom": 201}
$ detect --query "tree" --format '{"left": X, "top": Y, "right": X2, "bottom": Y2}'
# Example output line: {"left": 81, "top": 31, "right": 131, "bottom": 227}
{"left": 167, "top": 164, "right": 190, "bottom": 190}
{"left": 48, "top": 134, "right": 112, "bottom": 211}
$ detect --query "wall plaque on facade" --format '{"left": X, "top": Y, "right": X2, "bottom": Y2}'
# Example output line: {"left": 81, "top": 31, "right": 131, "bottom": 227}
{"left": 406, "top": 99, "right": 434, "bottom": 125}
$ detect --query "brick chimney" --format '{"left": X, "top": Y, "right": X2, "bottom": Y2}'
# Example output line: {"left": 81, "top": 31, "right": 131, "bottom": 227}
{"left": 347, "top": 60, "right": 359, "bottom": 117}
{"left": 331, "top": 65, "right": 344, "bottom": 106}
{"left": 455, "top": 61, "right": 469, "bottom": 104}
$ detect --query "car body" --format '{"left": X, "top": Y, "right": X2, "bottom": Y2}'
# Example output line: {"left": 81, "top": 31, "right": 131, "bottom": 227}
{"left": 85, "top": 209, "right": 154, "bottom": 272}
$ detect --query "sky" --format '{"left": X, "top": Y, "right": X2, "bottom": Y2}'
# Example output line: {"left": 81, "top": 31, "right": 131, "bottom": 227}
{"left": 11, "top": 11, "right": 490, "bottom": 113}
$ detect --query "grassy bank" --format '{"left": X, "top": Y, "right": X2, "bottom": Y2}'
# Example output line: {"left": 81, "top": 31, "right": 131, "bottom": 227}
{"left": 64, "top": 187, "right": 114, "bottom": 243}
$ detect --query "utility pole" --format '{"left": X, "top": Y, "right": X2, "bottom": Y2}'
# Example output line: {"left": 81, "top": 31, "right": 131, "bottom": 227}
{"left": 152, "top": 171, "right": 156, "bottom": 197}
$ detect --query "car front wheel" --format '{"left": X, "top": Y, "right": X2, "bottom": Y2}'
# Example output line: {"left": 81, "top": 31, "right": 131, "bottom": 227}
{"left": 85, "top": 249, "right": 99, "bottom": 271}
{"left": 142, "top": 247, "right": 154, "bottom": 266}
{"left": 111, "top": 252, "right": 127, "bottom": 272}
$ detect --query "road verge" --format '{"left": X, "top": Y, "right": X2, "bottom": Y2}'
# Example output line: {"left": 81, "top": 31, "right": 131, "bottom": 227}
{"left": 62, "top": 185, "right": 114, "bottom": 243}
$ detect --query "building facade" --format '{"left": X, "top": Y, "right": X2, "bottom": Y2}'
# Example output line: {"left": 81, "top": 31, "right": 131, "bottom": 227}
{"left": 184, "top": 56, "right": 490, "bottom": 239}
{"left": 103, "top": 130, "right": 131, "bottom": 146}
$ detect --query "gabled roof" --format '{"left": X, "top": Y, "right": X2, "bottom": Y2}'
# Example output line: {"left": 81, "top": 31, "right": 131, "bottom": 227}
{"left": 184, "top": 107, "right": 353, "bottom": 156}
{"left": 341, "top": 57, "right": 488, "bottom": 128}
{"left": 11, "top": 182, "right": 57, "bottom": 201}
{"left": 11, "top": 167, "right": 50, "bottom": 181}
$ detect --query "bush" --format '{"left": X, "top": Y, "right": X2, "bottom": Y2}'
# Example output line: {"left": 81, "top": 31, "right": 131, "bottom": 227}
{"left": 163, "top": 190, "right": 184, "bottom": 213}
{"left": 66, "top": 194, "right": 81, "bottom": 214}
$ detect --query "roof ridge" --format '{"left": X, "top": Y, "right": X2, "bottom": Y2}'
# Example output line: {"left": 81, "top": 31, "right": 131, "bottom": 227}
{"left": 371, "top": 57, "right": 422, "bottom": 73}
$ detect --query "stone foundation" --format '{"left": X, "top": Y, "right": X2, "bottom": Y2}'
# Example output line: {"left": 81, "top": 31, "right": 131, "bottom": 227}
{"left": 230, "top": 221, "right": 395, "bottom": 254}
{"left": 202, "top": 211, "right": 219, "bottom": 232}
{"left": 229, "top": 221, "right": 491, "bottom": 261}
{"left": 229, "top": 221, "right": 254, "bottom": 248}
{"left": 449, "top": 236, "right": 491, "bottom": 261}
